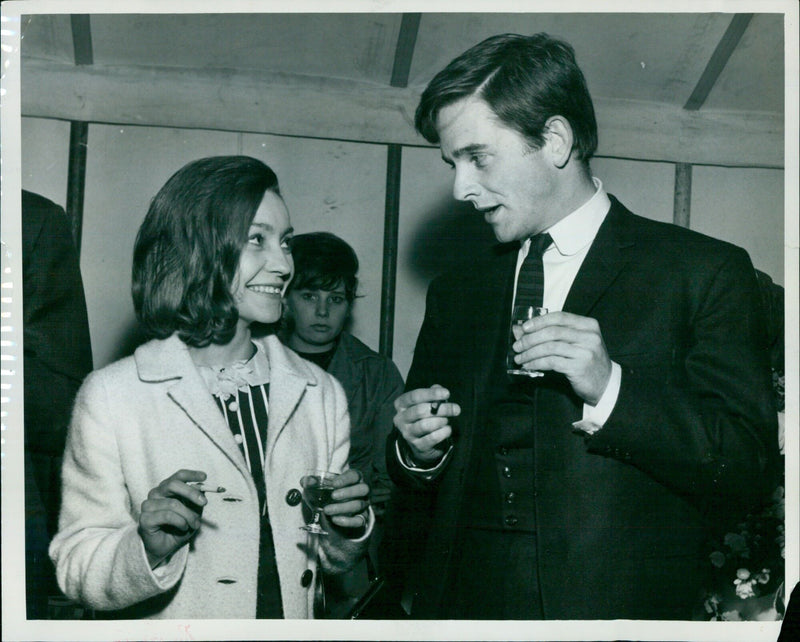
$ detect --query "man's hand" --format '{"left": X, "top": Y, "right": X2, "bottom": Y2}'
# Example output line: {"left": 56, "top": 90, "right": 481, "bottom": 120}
{"left": 393, "top": 385, "right": 460, "bottom": 464}
{"left": 511, "top": 311, "right": 612, "bottom": 405}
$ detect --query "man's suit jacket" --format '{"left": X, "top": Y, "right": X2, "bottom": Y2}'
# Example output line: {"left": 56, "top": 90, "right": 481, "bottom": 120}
{"left": 386, "top": 196, "right": 779, "bottom": 620}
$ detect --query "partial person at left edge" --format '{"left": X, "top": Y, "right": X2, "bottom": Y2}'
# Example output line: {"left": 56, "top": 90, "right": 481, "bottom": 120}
{"left": 22, "top": 190, "right": 94, "bottom": 619}
{"left": 48, "top": 156, "right": 373, "bottom": 619}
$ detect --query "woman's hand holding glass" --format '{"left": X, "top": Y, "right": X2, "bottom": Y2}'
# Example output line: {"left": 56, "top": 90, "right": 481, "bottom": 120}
{"left": 322, "top": 468, "right": 370, "bottom": 530}
{"left": 138, "top": 469, "right": 208, "bottom": 568}
{"left": 300, "top": 468, "right": 370, "bottom": 535}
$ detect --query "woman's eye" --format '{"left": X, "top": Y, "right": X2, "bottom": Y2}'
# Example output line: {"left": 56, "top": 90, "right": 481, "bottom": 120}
{"left": 248, "top": 233, "right": 265, "bottom": 246}
{"left": 301, "top": 292, "right": 316, "bottom": 301}
{"left": 281, "top": 236, "right": 294, "bottom": 251}
{"left": 330, "top": 296, "right": 345, "bottom": 305}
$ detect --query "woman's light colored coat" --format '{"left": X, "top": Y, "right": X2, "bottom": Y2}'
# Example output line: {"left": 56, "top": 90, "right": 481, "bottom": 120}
{"left": 50, "top": 334, "right": 371, "bottom": 619}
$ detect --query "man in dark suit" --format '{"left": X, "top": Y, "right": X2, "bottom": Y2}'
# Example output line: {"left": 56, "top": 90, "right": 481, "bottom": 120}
{"left": 384, "top": 33, "right": 778, "bottom": 620}
{"left": 22, "top": 190, "right": 93, "bottom": 617}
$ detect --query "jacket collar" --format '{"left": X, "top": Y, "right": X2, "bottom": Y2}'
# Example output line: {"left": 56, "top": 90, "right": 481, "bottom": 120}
{"left": 134, "top": 333, "right": 320, "bottom": 470}
{"left": 561, "top": 195, "right": 636, "bottom": 316}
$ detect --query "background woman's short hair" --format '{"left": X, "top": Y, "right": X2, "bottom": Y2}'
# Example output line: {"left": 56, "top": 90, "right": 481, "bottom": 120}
{"left": 132, "top": 155, "right": 280, "bottom": 347}
{"left": 287, "top": 232, "right": 359, "bottom": 302}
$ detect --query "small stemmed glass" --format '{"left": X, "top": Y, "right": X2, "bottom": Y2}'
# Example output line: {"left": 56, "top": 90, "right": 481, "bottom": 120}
{"left": 299, "top": 470, "right": 339, "bottom": 535}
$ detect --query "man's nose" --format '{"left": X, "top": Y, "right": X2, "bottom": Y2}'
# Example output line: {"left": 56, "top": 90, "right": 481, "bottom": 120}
{"left": 315, "top": 300, "right": 329, "bottom": 317}
{"left": 452, "top": 166, "right": 478, "bottom": 202}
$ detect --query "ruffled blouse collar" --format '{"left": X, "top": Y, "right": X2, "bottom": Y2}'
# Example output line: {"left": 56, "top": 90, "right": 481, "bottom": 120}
{"left": 196, "top": 341, "right": 270, "bottom": 400}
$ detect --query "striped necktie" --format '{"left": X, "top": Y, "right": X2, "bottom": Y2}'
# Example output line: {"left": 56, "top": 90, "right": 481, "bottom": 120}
{"left": 515, "top": 233, "right": 552, "bottom": 309}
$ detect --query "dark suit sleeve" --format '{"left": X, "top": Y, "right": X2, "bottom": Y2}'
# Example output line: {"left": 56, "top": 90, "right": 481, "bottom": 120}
{"left": 588, "top": 244, "right": 779, "bottom": 513}
{"left": 386, "top": 277, "right": 454, "bottom": 492}
{"left": 367, "top": 357, "right": 405, "bottom": 509}
{"left": 22, "top": 191, "right": 94, "bottom": 456}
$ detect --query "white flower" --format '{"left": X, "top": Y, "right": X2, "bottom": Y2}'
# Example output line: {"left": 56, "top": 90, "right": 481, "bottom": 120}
{"left": 734, "top": 578, "right": 756, "bottom": 599}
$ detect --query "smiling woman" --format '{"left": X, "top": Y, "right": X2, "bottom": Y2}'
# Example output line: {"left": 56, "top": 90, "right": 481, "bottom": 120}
{"left": 48, "top": 156, "right": 374, "bottom": 619}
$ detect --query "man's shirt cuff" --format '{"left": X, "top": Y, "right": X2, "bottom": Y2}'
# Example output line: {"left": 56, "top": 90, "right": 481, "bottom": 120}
{"left": 573, "top": 361, "right": 621, "bottom": 436}
{"left": 395, "top": 439, "right": 453, "bottom": 480}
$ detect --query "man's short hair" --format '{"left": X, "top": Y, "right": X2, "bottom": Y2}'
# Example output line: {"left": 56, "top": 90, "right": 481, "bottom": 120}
{"left": 415, "top": 33, "right": 598, "bottom": 161}
{"left": 286, "top": 232, "right": 359, "bottom": 302}
{"left": 132, "top": 155, "right": 280, "bottom": 347}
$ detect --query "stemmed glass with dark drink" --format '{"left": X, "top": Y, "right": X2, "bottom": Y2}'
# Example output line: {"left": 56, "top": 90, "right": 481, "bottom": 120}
{"left": 299, "top": 470, "right": 339, "bottom": 535}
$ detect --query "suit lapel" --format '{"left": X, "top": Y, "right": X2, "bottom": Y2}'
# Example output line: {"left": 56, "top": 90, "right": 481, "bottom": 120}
{"left": 470, "top": 248, "right": 517, "bottom": 392}
{"left": 563, "top": 199, "right": 635, "bottom": 316}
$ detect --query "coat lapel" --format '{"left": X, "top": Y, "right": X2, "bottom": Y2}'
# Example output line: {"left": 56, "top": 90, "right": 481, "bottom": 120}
{"left": 562, "top": 197, "right": 635, "bottom": 316}
{"left": 134, "top": 335, "right": 251, "bottom": 478}
{"left": 259, "top": 335, "right": 318, "bottom": 459}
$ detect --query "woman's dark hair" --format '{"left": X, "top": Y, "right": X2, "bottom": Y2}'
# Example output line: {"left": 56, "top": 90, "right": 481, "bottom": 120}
{"left": 285, "top": 232, "right": 359, "bottom": 302}
{"left": 415, "top": 33, "right": 598, "bottom": 162}
{"left": 132, "top": 155, "right": 280, "bottom": 347}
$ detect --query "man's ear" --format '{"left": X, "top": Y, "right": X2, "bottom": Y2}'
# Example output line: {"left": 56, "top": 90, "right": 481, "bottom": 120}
{"left": 543, "top": 116, "right": 573, "bottom": 169}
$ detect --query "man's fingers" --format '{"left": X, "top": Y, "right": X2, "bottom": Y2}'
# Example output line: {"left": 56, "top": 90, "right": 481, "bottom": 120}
{"left": 394, "top": 385, "right": 450, "bottom": 412}
{"left": 410, "top": 425, "right": 452, "bottom": 452}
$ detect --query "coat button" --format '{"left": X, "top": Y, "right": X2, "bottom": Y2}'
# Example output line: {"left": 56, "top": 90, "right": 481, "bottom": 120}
{"left": 286, "top": 488, "right": 302, "bottom": 506}
{"left": 301, "top": 569, "right": 313, "bottom": 587}
{"left": 504, "top": 491, "right": 516, "bottom": 504}
{"left": 498, "top": 447, "right": 509, "bottom": 456}
{"left": 502, "top": 466, "right": 512, "bottom": 478}
{"left": 504, "top": 515, "right": 518, "bottom": 526}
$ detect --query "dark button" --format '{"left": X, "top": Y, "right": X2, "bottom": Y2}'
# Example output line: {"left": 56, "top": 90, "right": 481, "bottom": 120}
{"left": 498, "top": 447, "right": 509, "bottom": 456}
{"left": 504, "top": 515, "right": 519, "bottom": 526}
{"left": 301, "top": 569, "right": 313, "bottom": 587}
{"left": 504, "top": 492, "right": 516, "bottom": 504}
{"left": 286, "top": 488, "right": 302, "bottom": 506}
{"left": 502, "top": 466, "right": 512, "bottom": 478}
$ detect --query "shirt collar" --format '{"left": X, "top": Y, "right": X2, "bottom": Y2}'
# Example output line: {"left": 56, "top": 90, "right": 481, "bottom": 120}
{"left": 524, "top": 177, "right": 611, "bottom": 257}
{"left": 197, "top": 340, "right": 271, "bottom": 399}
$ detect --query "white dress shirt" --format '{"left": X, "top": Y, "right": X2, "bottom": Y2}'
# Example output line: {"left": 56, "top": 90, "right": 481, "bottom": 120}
{"left": 399, "top": 178, "right": 621, "bottom": 472}
{"left": 514, "top": 177, "right": 621, "bottom": 433}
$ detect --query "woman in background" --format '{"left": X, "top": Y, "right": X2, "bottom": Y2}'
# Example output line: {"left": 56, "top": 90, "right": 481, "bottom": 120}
{"left": 281, "top": 232, "right": 404, "bottom": 616}
{"left": 50, "top": 156, "right": 372, "bottom": 619}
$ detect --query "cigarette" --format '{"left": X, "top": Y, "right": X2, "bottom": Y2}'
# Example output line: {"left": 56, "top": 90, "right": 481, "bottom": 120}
{"left": 188, "top": 482, "right": 226, "bottom": 493}
{"left": 430, "top": 401, "right": 441, "bottom": 415}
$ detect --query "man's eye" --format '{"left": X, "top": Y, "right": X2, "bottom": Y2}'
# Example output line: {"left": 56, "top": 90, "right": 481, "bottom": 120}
{"left": 281, "top": 236, "right": 294, "bottom": 251}
{"left": 471, "top": 154, "right": 488, "bottom": 167}
{"left": 330, "top": 296, "right": 345, "bottom": 305}
{"left": 301, "top": 292, "right": 316, "bottom": 301}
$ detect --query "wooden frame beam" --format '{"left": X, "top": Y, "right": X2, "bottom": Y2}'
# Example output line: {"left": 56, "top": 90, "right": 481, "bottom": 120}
{"left": 380, "top": 14, "right": 420, "bottom": 357}
{"left": 673, "top": 163, "right": 692, "bottom": 228}
{"left": 684, "top": 14, "right": 753, "bottom": 111}
{"left": 66, "top": 14, "right": 93, "bottom": 254}
{"left": 21, "top": 61, "right": 784, "bottom": 169}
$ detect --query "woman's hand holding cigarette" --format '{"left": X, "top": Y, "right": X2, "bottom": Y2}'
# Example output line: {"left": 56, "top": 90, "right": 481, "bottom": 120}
{"left": 138, "top": 469, "right": 209, "bottom": 568}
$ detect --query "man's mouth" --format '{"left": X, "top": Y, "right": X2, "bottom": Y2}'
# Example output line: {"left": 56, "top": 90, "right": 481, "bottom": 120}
{"left": 311, "top": 324, "right": 331, "bottom": 332}
{"left": 478, "top": 205, "right": 501, "bottom": 220}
